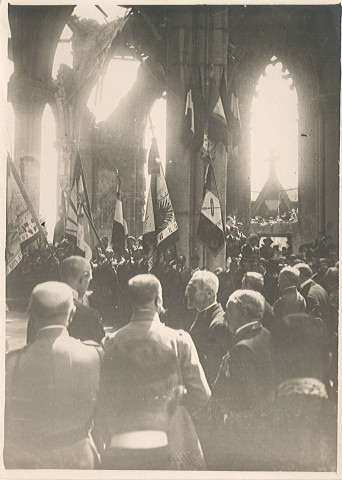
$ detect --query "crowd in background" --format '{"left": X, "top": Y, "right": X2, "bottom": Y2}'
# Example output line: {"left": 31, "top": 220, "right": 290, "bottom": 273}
{"left": 4, "top": 221, "right": 339, "bottom": 471}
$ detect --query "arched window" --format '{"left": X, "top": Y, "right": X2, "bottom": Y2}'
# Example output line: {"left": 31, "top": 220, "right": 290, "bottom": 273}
{"left": 40, "top": 104, "right": 58, "bottom": 241}
{"left": 250, "top": 59, "right": 298, "bottom": 221}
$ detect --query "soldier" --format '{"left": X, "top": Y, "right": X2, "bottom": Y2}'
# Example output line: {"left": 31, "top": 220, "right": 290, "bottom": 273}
{"left": 5, "top": 282, "right": 102, "bottom": 469}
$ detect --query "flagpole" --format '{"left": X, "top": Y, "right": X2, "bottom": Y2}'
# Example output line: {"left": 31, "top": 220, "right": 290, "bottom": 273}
{"left": 7, "top": 154, "right": 56, "bottom": 260}
{"left": 82, "top": 202, "right": 123, "bottom": 292}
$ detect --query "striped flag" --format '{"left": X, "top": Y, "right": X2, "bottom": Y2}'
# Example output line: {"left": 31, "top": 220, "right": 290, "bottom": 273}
{"left": 65, "top": 151, "right": 94, "bottom": 260}
{"left": 111, "top": 171, "right": 127, "bottom": 253}
{"left": 208, "top": 77, "right": 228, "bottom": 150}
{"left": 196, "top": 161, "right": 225, "bottom": 255}
{"left": 6, "top": 155, "right": 43, "bottom": 275}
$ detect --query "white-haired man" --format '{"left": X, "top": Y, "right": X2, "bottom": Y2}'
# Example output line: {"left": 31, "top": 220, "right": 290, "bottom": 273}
{"left": 185, "top": 270, "right": 233, "bottom": 388}
{"left": 210, "top": 290, "right": 273, "bottom": 422}
{"left": 273, "top": 266, "right": 306, "bottom": 320}
{"left": 5, "top": 282, "right": 102, "bottom": 469}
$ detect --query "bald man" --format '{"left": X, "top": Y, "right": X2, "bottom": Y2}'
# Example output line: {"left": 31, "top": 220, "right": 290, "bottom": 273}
{"left": 5, "top": 282, "right": 102, "bottom": 469}
{"left": 27, "top": 256, "right": 105, "bottom": 344}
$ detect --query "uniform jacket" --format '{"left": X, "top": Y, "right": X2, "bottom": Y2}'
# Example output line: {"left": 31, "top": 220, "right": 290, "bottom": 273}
{"left": 5, "top": 326, "right": 102, "bottom": 451}
{"left": 99, "top": 311, "right": 211, "bottom": 440}
{"left": 273, "top": 286, "right": 306, "bottom": 321}
{"left": 189, "top": 303, "right": 233, "bottom": 387}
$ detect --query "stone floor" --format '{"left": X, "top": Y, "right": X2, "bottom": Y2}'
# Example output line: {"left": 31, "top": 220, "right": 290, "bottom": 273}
{"left": 6, "top": 310, "right": 28, "bottom": 352}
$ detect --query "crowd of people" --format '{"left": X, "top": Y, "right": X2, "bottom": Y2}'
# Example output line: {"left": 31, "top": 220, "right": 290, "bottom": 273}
{"left": 4, "top": 226, "right": 339, "bottom": 471}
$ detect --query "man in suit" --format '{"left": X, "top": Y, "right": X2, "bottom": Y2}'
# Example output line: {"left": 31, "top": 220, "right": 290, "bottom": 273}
{"left": 211, "top": 314, "right": 336, "bottom": 471}
{"left": 185, "top": 271, "right": 233, "bottom": 388}
{"left": 27, "top": 256, "right": 105, "bottom": 344}
{"left": 5, "top": 282, "right": 102, "bottom": 469}
{"left": 296, "top": 263, "right": 331, "bottom": 327}
{"left": 98, "top": 274, "right": 210, "bottom": 470}
{"left": 273, "top": 266, "right": 306, "bottom": 321}
{"left": 241, "top": 272, "right": 275, "bottom": 332}
{"left": 210, "top": 289, "right": 273, "bottom": 422}
{"left": 241, "top": 233, "right": 260, "bottom": 258}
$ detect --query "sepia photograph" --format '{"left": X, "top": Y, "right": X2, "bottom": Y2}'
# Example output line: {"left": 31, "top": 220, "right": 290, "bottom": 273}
{"left": 1, "top": 1, "right": 340, "bottom": 478}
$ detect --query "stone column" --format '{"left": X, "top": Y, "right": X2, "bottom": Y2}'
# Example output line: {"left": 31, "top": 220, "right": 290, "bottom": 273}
{"left": 166, "top": 7, "right": 193, "bottom": 260}
{"left": 8, "top": 76, "right": 55, "bottom": 211}
{"left": 297, "top": 94, "right": 317, "bottom": 243}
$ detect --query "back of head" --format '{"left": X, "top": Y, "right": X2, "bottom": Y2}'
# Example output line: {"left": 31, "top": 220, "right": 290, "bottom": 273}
{"left": 191, "top": 270, "right": 219, "bottom": 296}
{"left": 228, "top": 289, "right": 265, "bottom": 321}
{"left": 29, "top": 281, "right": 74, "bottom": 326}
{"left": 279, "top": 266, "right": 301, "bottom": 289}
{"left": 271, "top": 314, "right": 330, "bottom": 383}
{"left": 295, "top": 262, "right": 313, "bottom": 280}
{"left": 241, "top": 272, "right": 264, "bottom": 292}
{"left": 60, "top": 255, "right": 91, "bottom": 284}
{"left": 324, "top": 267, "right": 338, "bottom": 290}
{"left": 128, "top": 274, "right": 161, "bottom": 307}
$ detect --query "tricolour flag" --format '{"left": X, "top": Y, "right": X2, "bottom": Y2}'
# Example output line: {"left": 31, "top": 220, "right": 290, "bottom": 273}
{"left": 228, "top": 80, "right": 241, "bottom": 147}
{"left": 208, "top": 77, "right": 228, "bottom": 150}
{"left": 142, "top": 184, "right": 157, "bottom": 272}
{"left": 6, "top": 155, "right": 42, "bottom": 275}
{"left": 65, "top": 151, "right": 94, "bottom": 260}
{"left": 196, "top": 161, "right": 225, "bottom": 255}
{"left": 111, "top": 171, "right": 127, "bottom": 253}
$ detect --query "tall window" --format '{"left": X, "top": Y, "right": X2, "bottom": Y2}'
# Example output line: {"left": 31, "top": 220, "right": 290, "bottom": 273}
{"left": 251, "top": 59, "right": 298, "bottom": 208}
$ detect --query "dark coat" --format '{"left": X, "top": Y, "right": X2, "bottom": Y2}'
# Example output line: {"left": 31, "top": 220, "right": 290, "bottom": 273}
{"left": 210, "top": 392, "right": 337, "bottom": 471}
{"left": 210, "top": 321, "right": 273, "bottom": 420}
{"left": 300, "top": 280, "right": 331, "bottom": 325}
{"left": 189, "top": 303, "right": 233, "bottom": 387}
{"left": 26, "top": 299, "right": 105, "bottom": 345}
{"left": 68, "top": 300, "right": 105, "bottom": 344}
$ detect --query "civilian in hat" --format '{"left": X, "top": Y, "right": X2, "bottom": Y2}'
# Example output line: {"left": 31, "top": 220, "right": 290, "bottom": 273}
{"left": 259, "top": 237, "right": 274, "bottom": 260}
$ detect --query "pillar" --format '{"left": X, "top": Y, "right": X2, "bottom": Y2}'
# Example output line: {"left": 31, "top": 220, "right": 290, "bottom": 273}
{"left": 8, "top": 76, "right": 55, "bottom": 211}
{"left": 167, "top": 6, "right": 229, "bottom": 268}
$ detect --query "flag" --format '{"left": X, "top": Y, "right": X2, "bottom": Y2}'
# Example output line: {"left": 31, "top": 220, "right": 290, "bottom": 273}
{"left": 182, "top": 88, "right": 195, "bottom": 144}
{"left": 148, "top": 137, "right": 160, "bottom": 175}
{"left": 65, "top": 151, "right": 94, "bottom": 260}
{"left": 208, "top": 77, "right": 228, "bottom": 150}
{"left": 142, "top": 184, "right": 157, "bottom": 272}
{"left": 143, "top": 139, "right": 179, "bottom": 270}
{"left": 111, "top": 171, "right": 127, "bottom": 253}
{"left": 53, "top": 188, "right": 67, "bottom": 246}
{"left": 6, "top": 155, "right": 42, "bottom": 275}
{"left": 153, "top": 164, "right": 179, "bottom": 251}
{"left": 196, "top": 161, "right": 225, "bottom": 254}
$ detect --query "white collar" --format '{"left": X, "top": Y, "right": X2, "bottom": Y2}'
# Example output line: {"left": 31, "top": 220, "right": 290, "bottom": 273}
{"left": 38, "top": 325, "right": 67, "bottom": 332}
{"left": 300, "top": 278, "right": 312, "bottom": 289}
{"left": 235, "top": 320, "right": 260, "bottom": 336}
{"left": 197, "top": 301, "right": 217, "bottom": 313}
